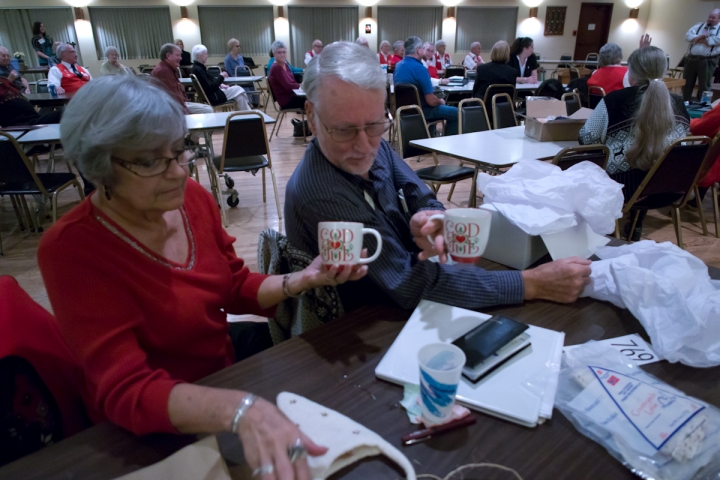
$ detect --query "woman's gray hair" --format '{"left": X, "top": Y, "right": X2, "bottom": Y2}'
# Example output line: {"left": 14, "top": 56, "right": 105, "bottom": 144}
{"left": 379, "top": 40, "right": 391, "bottom": 49}
{"left": 60, "top": 75, "right": 188, "bottom": 187}
{"left": 104, "top": 46, "right": 119, "bottom": 58}
{"left": 598, "top": 43, "right": 623, "bottom": 67}
{"left": 55, "top": 43, "right": 72, "bottom": 59}
{"left": 393, "top": 40, "right": 404, "bottom": 53}
{"left": 227, "top": 38, "right": 240, "bottom": 51}
{"left": 404, "top": 36, "right": 423, "bottom": 56}
{"left": 302, "top": 41, "right": 386, "bottom": 111}
{"left": 191, "top": 44, "right": 207, "bottom": 62}
{"left": 271, "top": 40, "right": 287, "bottom": 54}
{"left": 435, "top": 39, "right": 446, "bottom": 48}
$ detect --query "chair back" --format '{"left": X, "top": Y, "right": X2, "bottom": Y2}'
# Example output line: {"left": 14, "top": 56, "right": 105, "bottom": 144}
{"left": 566, "top": 77, "right": 589, "bottom": 106}
{"left": 483, "top": 84, "right": 515, "bottom": 106}
{"left": 699, "top": 131, "right": 720, "bottom": 187}
{"left": 396, "top": 105, "right": 431, "bottom": 159}
{"left": 535, "top": 79, "right": 565, "bottom": 99}
{"left": 584, "top": 53, "right": 599, "bottom": 70}
{"left": 492, "top": 93, "right": 517, "bottom": 129}
{"left": 207, "top": 65, "right": 223, "bottom": 82}
{"left": 625, "top": 137, "right": 711, "bottom": 211}
{"left": 218, "top": 112, "right": 271, "bottom": 173}
{"left": 552, "top": 144, "right": 610, "bottom": 170}
{"left": 445, "top": 65, "right": 466, "bottom": 78}
{"left": 458, "top": 98, "right": 490, "bottom": 134}
{"left": 569, "top": 67, "right": 581, "bottom": 80}
{"left": 235, "top": 65, "right": 250, "bottom": 77}
{"left": 242, "top": 56, "right": 256, "bottom": 67}
{"left": 561, "top": 92, "right": 581, "bottom": 116}
{"left": 139, "top": 66, "right": 154, "bottom": 74}
{"left": 394, "top": 84, "right": 421, "bottom": 112}
{"left": 36, "top": 80, "right": 49, "bottom": 93}
{"left": 0, "top": 133, "right": 47, "bottom": 195}
{"left": 190, "top": 74, "right": 211, "bottom": 105}
{"left": 558, "top": 54, "right": 572, "bottom": 68}
{"left": 588, "top": 85, "right": 606, "bottom": 109}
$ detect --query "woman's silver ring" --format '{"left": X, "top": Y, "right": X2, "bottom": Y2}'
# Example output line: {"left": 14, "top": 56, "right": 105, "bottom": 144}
{"left": 252, "top": 464, "right": 274, "bottom": 477}
{"left": 287, "top": 439, "right": 307, "bottom": 462}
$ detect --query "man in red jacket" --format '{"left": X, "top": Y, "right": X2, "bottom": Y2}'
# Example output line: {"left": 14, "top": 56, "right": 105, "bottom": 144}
{"left": 151, "top": 43, "right": 212, "bottom": 114}
{"left": 47, "top": 44, "right": 91, "bottom": 95}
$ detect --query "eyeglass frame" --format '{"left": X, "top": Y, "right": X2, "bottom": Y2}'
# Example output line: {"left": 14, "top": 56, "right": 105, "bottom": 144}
{"left": 111, "top": 146, "right": 198, "bottom": 178}
{"left": 312, "top": 108, "right": 393, "bottom": 143}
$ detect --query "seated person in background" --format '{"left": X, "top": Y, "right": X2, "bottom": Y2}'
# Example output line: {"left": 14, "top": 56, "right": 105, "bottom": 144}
{"left": 580, "top": 46, "right": 690, "bottom": 241}
{"left": 223, "top": 38, "right": 245, "bottom": 76}
{"left": 472, "top": 40, "right": 519, "bottom": 101}
{"left": 192, "top": 44, "right": 250, "bottom": 111}
{"left": 389, "top": 41, "right": 404, "bottom": 67}
{"left": 286, "top": 42, "right": 592, "bottom": 313}
{"left": 463, "top": 42, "right": 484, "bottom": 70}
{"left": 268, "top": 40, "right": 305, "bottom": 109}
{"left": 175, "top": 39, "right": 192, "bottom": 66}
{"left": 100, "top": 46, "right": 128, "bottom": 76}
{"left": 267, "top": 46, "right": 303, "bottom": 75}
{"left": 378, "top": 40, "right": 392, "bottom": 64}
{"left": 587, "top": 43, "right": 628, "bottom": 94}
{"left": 422, "top": 43, "right": 449, "bottom": 85}
{"left": 151, "top": 43, "right": 212, "bottom": 115}
{"left": 38, "top": 75, "right": 366, "bottom": 476}
{"left": 688, "top": 94, "right": 720, "bottom": 208}
{"left": 434, "top": 39, "right": 452, "bottom": 75}
{"left": 0, "top": 77, "right": 61, "bottom": 126}
{"left": 48, "top": 44, "right": 91, "bottom": 95}
{"left": 305, "top": 39, "right": 323, "bottom": 66}
{"left": 0, "top": 46, "right": 30, "bottom": 93}
{"left": 356, "top": 37, "right": 369, "bottom": 48}
{"left": 394, "top": 36, "right": 458, "bottom": 135}
{"left": 508, "top": 37, "right": 538, "bottom": 84}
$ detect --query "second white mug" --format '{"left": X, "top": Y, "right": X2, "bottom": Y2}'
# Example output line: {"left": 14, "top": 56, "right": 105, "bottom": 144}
{"left": 426, "top": 208, "right": 491, "bottom": 264}
{"left": 318, "top": 222, "right": 382, "bottom": 265}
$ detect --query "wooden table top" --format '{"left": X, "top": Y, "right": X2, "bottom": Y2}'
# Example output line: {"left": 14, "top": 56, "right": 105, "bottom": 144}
{"left": 2, "top": 250, "right": 719, "bottom": 480}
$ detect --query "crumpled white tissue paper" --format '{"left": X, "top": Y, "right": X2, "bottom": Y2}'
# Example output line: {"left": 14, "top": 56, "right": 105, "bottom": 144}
{"left": 581, "top": 241, "right": 720, "bottom": 367}
{"left": 476, "top": 159, "right": 624, "bottom": 236}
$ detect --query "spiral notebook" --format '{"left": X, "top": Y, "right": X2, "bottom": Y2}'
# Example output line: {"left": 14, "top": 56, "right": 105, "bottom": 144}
{"left": 375, "top": 300, "right": 564, "bottom": 428}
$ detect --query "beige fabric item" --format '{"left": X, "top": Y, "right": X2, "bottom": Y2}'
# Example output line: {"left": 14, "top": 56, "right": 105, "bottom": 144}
{"left": 276, "top": 392, "right": 416, "bottom": 480}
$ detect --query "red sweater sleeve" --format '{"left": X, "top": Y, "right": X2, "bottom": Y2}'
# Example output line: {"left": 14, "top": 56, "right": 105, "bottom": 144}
{"left": 690, "top": 105, "right": 720, "bottom": 137}
{"left": 38, "top": 220, "right": 183, "bottom": 435}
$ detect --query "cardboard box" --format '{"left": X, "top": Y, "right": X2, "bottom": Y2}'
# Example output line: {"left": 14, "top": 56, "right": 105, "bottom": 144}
{"left": 479, "top": 203, "right": 611, "bottom": 270}
{"left": 523, "top": 98, "right": 593, "bottom": 142}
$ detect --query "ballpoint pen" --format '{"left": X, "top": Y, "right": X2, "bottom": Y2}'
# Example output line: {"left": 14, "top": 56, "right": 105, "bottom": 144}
{"left": 401, "top": 415, "right": 477, "bottom": 446}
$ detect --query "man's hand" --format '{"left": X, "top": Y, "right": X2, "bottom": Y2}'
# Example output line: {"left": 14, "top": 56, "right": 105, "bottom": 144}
{"left": 639, "top": 33, "right": 652, "bottom": 48}
{"left": 55, "top": 86, "right": 65, "bottom": 95}
{"left": 522, "top": 257, "right": 592, "bottom": 303}
{"left": 411, "top": 210, "right": 447, "bottom": 262}
{"left": 24, "top": 88, "right": 31, "bottom": 94}
{"left": 8, "top": 70, "right": 18, "bottom": 82}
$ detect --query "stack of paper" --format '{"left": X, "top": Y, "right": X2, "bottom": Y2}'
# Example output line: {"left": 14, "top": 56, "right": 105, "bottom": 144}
{"left": 375, "top": 300, "right": 564, "bottom": 427}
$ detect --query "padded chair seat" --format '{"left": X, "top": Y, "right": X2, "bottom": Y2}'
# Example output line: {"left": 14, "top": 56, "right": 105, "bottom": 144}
{"left": 0, "top": 173, "right": 77, "bottom": 195}
{"left": 213, "top": 155, "right": 269, "bottom": 171}
{"left": 416, "top": 165, "right": 475, "bottom": 182}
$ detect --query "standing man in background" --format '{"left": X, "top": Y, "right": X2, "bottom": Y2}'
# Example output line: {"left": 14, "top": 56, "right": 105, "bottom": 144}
{"left": 683, "top": 9, "right": 720, "bottom": 102}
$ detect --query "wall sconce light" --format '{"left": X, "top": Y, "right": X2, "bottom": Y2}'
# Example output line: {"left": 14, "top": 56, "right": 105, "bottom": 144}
{"left": 529, "top": 7, "right": 538, "bottom": 18}
{"left": 278, "top": 6, "right": 284, "bottom": 18}
{"left": 365, "top": 7, "right": 372, "bottom": 18}
{"left": 180, "top": 6, "right": 189, "bottom": 19}
{"left": 447, "top": 7, "right": 455, "bottom": 18}
{"left": 629, "top": 8, "right": 639, "bottom": 19}
{"left": 74, "top": 7, "right": 84, "bottom": 20}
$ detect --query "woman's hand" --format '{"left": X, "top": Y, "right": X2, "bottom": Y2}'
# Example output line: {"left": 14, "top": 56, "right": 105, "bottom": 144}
{"left": 290, "top": 251, "right": 369, "bottom": 293}
{"left": 239, "top": 397, "right": 327, "bottom": 479}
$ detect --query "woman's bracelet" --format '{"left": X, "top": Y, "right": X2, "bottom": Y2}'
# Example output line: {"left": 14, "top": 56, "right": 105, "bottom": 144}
{"left": 282, "top": 272, "right": 304, "bottom": 298}
{"left": 230, "top": 393, "right": 257, "bottom": 434}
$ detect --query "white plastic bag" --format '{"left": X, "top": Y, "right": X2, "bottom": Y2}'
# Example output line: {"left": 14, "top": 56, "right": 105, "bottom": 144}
{"left": 475, "top": 159, "right": 623, "bottom": 236}
{"left": 556, "top": 342, "right": 720, "bottom": 480}
{"left": 581, "top": 241, "right": 720, "bottom": 367}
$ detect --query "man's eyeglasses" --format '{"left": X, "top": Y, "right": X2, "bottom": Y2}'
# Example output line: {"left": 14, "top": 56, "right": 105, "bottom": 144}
{"left": 111, "top": 147, "right": 197, "bottom": 177}
{"left": 315, "top": 111, "right": 393, "bottom": 143}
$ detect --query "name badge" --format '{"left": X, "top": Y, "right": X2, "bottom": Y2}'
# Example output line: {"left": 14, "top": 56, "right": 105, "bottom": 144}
{"left": 38, "top": 38, "right": 45, "bottom": 45}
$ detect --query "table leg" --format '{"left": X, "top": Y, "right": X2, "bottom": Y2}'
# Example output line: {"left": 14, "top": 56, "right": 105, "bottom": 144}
{"left": 469, "top": 165, "right": 479, "bottom": 208}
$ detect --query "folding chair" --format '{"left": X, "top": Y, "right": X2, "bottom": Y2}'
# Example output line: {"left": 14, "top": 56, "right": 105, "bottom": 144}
{"left": 584, "top": 53, "right": 599, "bottom": 71}
{"left": 615, "top": 136, "right": 712, "bottom": 248}
{"left": 394, "top": 84, "right": 445, "bottom": 136}
{"left": 233, "top": 66, "right": 262, "bottom": 108}
{"left": 446, "top": 98, "right": 491, "bottom": 202}
{"left": 267, "top": 82, "right": 307, "bottom": 143}
{"left": 208, "top": 112, "right": 282, "bottom": 228}
{"left": 483, "top": 84, "right": 516, "bottom": 127}
{"left": 492, "top": 93, "right": 517, "bottom": 129}
{"left": 561, "top": 91, "right": 582, "bottom": 116}
{"left": 552, "top": 145, "right": 610, "bottom": 170}
{"left": 690, "top": 131, "right": 720, "bottom": 237}
{"left": 444, "top": 65, "right": 466, "bottom": 78}
{"left": 588, "top": 85, "right": 606, "bottom": 109}
{"left": 190, "top": 74, "right": 236, "bottom": 113}
{"left": 396, "top": 105, "right": 475, "bottom": 205}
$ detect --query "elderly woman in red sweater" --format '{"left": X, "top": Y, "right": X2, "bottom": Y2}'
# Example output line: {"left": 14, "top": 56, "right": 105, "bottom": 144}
{"left": 268, "top": 40, "right": 305, "bottom": 110}
{"left": 37, "top": 75, "right": 367, "bottom": 479}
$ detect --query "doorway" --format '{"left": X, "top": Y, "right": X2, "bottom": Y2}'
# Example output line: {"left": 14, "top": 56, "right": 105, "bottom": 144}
{"left": 574, "top": 3, "right": 614, "bottom": 61}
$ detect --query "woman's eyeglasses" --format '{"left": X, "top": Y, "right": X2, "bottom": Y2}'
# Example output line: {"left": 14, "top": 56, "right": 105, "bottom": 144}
{"left": 111, "top": 147, "right": 197, "bottom": 177}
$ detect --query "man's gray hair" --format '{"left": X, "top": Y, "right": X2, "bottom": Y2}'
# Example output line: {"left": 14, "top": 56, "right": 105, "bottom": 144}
{"left": 0, "top": 46, "right": 9, "bottom": 55}
{"left": 435, "top": 39, "right": 446, "bottom": 48}
{"left": 60, "top": 75, "right": 187, "bottom": 187}
{"left": 160, "top": 43, "right": 179, "bottom": 61}
{"left": 598, "top": 43, "right": 623, "bottom": 67}
{"left": 470, "top": 41, "right": 481, "bottom": 50}
{"left": 302, "top": 42, "right": 386, "bottom": 110}
{"left": 356, "top": 37, "right": 369, "bottom": 47}
{"left": 104, "top": 46, "right": 119, "bottom": 58}
{"left": 404, "top": 36, "right": 423, "bottom": 56}
{"left": 191, "top": 44, "right": 207, "bottom": 62}
{"left": 393, "top": 40, "right": 404, "bottom": 53}
{"left": 55, "top": 43, "right": 73, "bottom": 59}
{"left": 271, "top": 40, "right": 287, "bottom": 54}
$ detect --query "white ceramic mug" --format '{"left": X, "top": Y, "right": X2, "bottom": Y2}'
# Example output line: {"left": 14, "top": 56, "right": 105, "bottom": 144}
{"left": 318, "top": 222, "right": 383, "bottom": 265}
{"left": 426, "top": 208, "right": 491, "bottom": 264}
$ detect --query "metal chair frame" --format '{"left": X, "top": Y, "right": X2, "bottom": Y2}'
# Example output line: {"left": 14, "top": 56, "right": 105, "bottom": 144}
{"left": 588, "top": 85, "right": 606, "bottom": 109}
{"left": 561, "top": 91, "right": 582, "bottom": 116}
{"left": 492, "top": 93, "right": 518, "bottom": 129}
{"left": 551, "top": 144, "right": 610, "bottom": 170}
{"left": 394, "top": 83, "right": 446, "bottom": 136}
{"left": 266, "top": 81, "right": 308, "bottom": 143}
{"left": 190, "top": 74, "right": 236, "bottom": 113}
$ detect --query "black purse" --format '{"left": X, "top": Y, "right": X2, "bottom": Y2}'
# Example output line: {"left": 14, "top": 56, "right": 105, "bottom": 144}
{"left": 291, "top": 118, "right": 310, "bottom": 137}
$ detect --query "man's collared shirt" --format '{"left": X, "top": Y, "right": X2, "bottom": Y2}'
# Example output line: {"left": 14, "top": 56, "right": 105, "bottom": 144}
{"left": 0, "top": 64, "right": 24, "bottom": 91}
{"left": 394, "top": 56, "right": 435, "bottom": 108}
{"left": 686, "top": 22, "right": 720, "bottom": 56}
{"left": 48, "top": 60, "right": 92, "bottom": 88}
{"left": 285, "top": 138, "right": 524, "bottom": 312}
